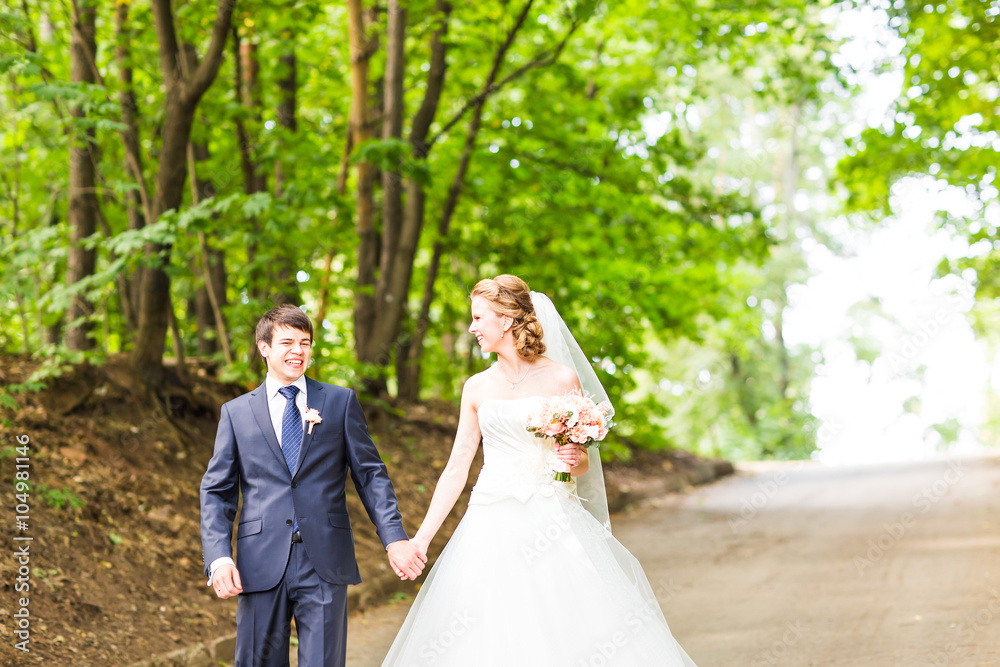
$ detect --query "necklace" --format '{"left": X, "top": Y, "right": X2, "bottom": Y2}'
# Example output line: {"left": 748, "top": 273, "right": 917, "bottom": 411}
{"left": 498, "top": 364, "right": 530, "bottom": 390}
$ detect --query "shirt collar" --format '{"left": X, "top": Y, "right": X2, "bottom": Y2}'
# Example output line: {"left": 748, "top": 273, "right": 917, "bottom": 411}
{"left": 265, "top": 373, "right": 308, "bottom": 400}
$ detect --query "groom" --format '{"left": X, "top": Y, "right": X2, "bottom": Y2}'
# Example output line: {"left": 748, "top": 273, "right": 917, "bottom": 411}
{"left": 200, "top": 305, "right": 425, "bottom": 666}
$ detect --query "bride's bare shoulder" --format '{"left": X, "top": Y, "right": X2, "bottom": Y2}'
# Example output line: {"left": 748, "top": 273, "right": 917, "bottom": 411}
{"left": 536, "top": 358, "right": 579, "bottom": 388}
{"left": 461, "top": 369, "right": 493, "bottom": 403}
{"left": 464, "top": 368, "right": 492, "bottom": 387}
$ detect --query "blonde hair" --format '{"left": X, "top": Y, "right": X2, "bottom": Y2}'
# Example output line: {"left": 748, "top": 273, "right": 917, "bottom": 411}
{"left": 471, "top": 274, "right": 546, "bottom": 360}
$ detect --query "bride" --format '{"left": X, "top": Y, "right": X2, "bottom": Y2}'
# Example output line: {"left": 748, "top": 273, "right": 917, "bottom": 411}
{"left": 382, "top": 275, "right": 698, "bottom": 666}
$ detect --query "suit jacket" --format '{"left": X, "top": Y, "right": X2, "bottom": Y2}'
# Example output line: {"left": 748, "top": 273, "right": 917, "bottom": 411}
{"left": 199, "top": 377, "right": 408, "bottom": 592}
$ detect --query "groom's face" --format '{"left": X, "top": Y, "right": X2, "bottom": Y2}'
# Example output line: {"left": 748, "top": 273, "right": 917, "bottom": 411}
{"left": 258, "top": 324, "right": 313, "bottom": 384}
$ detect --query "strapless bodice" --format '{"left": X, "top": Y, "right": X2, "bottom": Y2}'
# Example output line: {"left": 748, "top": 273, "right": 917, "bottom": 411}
{"left": 471, "top": 396, "right": 573, "bottom": 505}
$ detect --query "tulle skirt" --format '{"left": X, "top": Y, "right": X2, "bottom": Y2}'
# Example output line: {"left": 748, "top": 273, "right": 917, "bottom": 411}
{"left": 381, "top": 488, "right": 698, "bottom": 666}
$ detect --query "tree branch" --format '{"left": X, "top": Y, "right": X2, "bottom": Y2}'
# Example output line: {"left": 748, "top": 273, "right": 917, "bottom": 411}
{"left": 408, "top": 0, "right": 452, "bottom": 157}
{"left": 18, "top": 0, "right": 69, "bottom": 123}
{"left": 185, "top": 0, "right": 237, "bottom": 104}
{"left": 426, "top": 3, "right": 581, "bottom": 150}
{"left": 151, "top": 0, "right": 183, "bottom": 91}
{"left": 18, "top": 0, "right": 38, "bottom": 53}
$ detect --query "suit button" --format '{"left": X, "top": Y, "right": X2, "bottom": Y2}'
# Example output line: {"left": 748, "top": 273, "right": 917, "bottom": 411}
{"left": 286, "top": 519, "right": 293, "bottom": 526}
{"left": 291, "top": 482, "right": 297, "bottom": 488}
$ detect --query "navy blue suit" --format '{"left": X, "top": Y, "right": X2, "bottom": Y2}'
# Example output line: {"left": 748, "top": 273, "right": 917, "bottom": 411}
{"left": 200, "top": 377, "right": 408, "bottom": 665}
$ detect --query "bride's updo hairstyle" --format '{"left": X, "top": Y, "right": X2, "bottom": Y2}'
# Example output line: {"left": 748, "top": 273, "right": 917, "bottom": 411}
{"left": 471, "top": 275, "right": 546, "bottom": 361}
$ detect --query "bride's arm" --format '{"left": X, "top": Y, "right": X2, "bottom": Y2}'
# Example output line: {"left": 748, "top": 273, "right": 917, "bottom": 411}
{"left": 412, "top": 384, "right": 482, "bottom": 554}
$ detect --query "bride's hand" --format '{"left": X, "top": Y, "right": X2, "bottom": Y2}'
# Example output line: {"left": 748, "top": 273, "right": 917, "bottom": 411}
{"left": 555, "top": 444, "right": 584, "bottom": 467}
{"left": 411, "top": 534, "right": 431, "bottom": 560}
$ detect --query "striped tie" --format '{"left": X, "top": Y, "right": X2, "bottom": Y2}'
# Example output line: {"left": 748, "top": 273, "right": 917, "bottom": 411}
{"left": 277, "top": 385, "right": 302, "bottom": 532}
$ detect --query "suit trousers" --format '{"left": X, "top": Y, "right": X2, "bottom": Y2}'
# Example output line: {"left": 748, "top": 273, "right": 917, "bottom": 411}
{"left": 234, "top": 541, "right": 348, "bottom": 667}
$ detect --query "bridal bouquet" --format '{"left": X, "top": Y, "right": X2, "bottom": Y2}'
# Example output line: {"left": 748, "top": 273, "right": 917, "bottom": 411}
{"left": 526, "top": 391, "right": 613, "bottom": 482}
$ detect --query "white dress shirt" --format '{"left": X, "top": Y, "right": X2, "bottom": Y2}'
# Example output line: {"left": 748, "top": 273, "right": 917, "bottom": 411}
{"left": 207, "top": 374, "right": 309, "bottom": 585}
{"left": 264, "top": 373, "right": 308, "bottom": 446}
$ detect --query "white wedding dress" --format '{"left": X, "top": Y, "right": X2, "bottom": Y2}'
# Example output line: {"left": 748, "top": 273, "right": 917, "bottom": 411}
{"left": 382, "top": 396, "right": 698, "bottom": 666}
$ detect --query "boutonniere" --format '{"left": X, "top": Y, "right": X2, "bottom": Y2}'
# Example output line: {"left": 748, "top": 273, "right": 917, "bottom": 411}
{"left": 303, "top": 408, "right": 323, "bottom": 434}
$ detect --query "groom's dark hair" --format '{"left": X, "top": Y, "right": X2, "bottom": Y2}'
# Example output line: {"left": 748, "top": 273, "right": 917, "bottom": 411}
{"left": 256, "top": 305, "right": 314, "bottom": 346}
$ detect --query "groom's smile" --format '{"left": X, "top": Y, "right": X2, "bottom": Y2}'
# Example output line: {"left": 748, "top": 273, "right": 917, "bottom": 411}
{"left": 258, "top": 324, "right": 313, "bottom": 384}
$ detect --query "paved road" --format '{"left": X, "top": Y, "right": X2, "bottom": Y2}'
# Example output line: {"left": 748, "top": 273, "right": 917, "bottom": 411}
{"left": 341, "top": 455, "right": 1000, "bottom": 666}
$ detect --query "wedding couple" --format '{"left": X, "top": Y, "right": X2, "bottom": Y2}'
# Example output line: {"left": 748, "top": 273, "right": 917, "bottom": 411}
{"left": 200, "top": 275, "right": 698, "bottom": 666}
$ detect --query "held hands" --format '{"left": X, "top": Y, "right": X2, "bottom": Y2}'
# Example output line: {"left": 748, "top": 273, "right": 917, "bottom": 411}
{"left": 212, "top": 563, "right": 243, "bottom": 599}
{"left": 387, "top": 539, "right": 428, "bottom": 580}
{"left": 411, "top": 534, "right": 430, "bottom": 561}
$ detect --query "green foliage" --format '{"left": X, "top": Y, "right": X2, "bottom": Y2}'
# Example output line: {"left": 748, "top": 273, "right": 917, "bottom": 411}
{"left": 0, "top": 0, "right": 842, "bottom": 460}
{"left": 927, "top": 417, "right": 962, "bottom": 449}
{"left": 353, "top": 138, "right": 432, "bottom": 184}
{"left": 37, "top": 485, "right": 85, "bottom": 511}
{"left": 1, "top": 377, "right": 49, "bottom": 416}
{"left": 0, "top": 388, "right": 19, "bottom": 412}
{"left": 839, "top": 1, "right": 999, "bottom": 277}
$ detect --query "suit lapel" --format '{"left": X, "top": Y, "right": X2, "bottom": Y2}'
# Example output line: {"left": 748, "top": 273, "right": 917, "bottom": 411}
{"left": 292, "top": 377, "right": 327, "bottom": 478}
{"left": 249, "top": 382, "right": 289, "bottom": 478}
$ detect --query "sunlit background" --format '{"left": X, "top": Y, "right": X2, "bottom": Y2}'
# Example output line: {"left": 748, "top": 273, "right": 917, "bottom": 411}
{"left": 626, "top": 2, "right": 999, "bottom": 465}
{"left": 783, "top": 4, "right": 994, "bottom": 464}
{"left": 3, "top": 0, "right": 998, "bottom": 469}
{"left": 787, "top": 192, "right": 985, "bottom": 464}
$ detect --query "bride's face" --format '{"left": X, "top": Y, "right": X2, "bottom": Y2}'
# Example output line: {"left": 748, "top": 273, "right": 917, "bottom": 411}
{"left": 469, "top": 296, "right": 507, "bottom": 353}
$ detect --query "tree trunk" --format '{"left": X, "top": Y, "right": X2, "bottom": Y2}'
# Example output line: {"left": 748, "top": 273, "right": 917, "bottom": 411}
{"left": 313, "top": 134, "right": 358, "bottom": 372}
{"left": 115, "top": 1, "right": 148, "bottom": 332}
{"left": 240, "top": 38, "right": 267, "bottom": 195}
{"left": 189, "top": 142, "right": 225, "bottom": 358}
{"left": 231, "top": 27, "right": 277, "bottom": 312}
{"left": 374, "top": 0, "right": 451, "bottom": 390}
{"left": 66, "top": 0, "right": 98, "bottom": 351}
{"left": 272, "top": 33, "right": 301, "bottom": 307}
{"left": 132, "top": 94, "right": 192, "bottom": 383}
{"left": 167, "top": 301, "right": 188, "bottom": 382}
{"left": 399, "top": 1, "right": 538, "bottom": 400}
{"left": 274, "top": 36, "right": 297, "bottom": 198}
{"left": 189, "top": 240, "right": 229, "bottom": 359}
{"left": 376, "top": 0, "right": 407, "bottom": 320}
{"left": 232, "top": 27, "right": 258, "bottom": 199}
{"left": 347, "top": 0, "right": 379, "bottom": 371}
{"left": 130, "top": 0, "right": 235, "bottom": 386}
{"left": 193, "top": 279, "right": 214, "bottom": 354}
{"left": 231, "top": 24, "right": 258, "bottom": 314}
{"left": 179, "top": 42, "right": 232, "bottom": 362}
{"left": 43, "top": 199, "right": 63, "bottom": 346}
{"left": 399, "top": 110, "right": 483, "bottom": 400}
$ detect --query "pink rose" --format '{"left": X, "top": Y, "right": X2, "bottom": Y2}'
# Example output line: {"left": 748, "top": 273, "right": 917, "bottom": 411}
{"left": 543, "top": 421, "right": 566, "bottom": 437}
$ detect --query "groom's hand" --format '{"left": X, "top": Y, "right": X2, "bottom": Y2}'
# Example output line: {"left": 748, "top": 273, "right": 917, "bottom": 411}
{"left": 387, "top": 540, "right": 427, "bottom": 580}
{"left": 212, "top": 564, "right": 243, "bottom": 599}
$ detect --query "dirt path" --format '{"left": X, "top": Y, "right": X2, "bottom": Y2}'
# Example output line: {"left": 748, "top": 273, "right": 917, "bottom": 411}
{"left": 342, "top": 454, "right": 1000, "bottom": 666}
